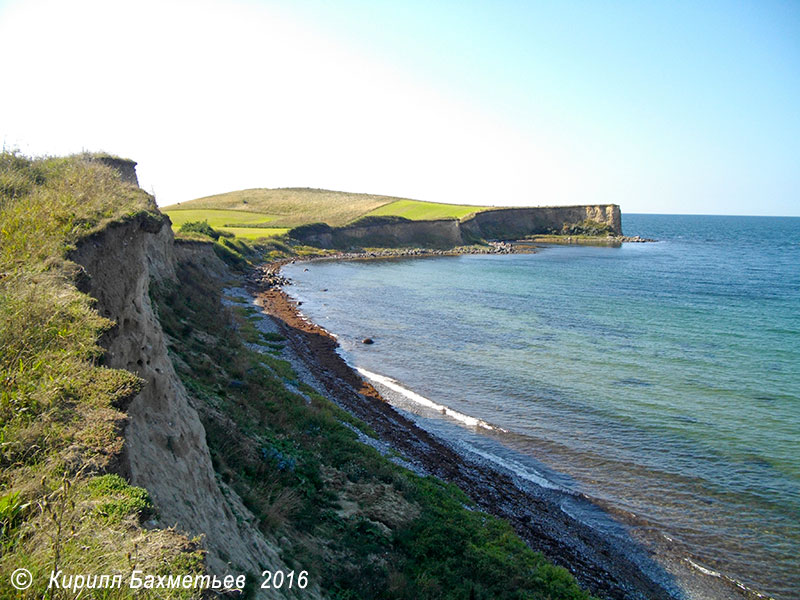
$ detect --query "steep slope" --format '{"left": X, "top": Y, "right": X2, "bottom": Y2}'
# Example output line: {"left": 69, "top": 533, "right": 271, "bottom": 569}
{"left": 70, "top": 213, "right": 300, "bottom": 589}
{"left": 288, "top": 204, "right": 622, "bottom": 249}
{"left": 1, "top": 154, "right": 209, "bottom": 599}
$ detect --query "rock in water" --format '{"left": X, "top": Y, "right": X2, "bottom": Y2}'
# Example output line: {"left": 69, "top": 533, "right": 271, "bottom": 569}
{"left": 362, "top": 338, "right": 374, "bottom": 345}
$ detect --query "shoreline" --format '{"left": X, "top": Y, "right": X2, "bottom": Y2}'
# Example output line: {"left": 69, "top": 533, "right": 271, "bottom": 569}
{"left": 249, "top": 260, "right": 676, "bottom": 600}
{"left": 247, "top": 255, "right": 760, "bottom": 600}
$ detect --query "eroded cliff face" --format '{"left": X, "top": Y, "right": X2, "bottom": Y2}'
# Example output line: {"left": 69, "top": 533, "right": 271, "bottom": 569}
{"left": 93, "top": 156, "right": 140, "bottom": 186}
{"left": 291, "top": 204, "right": 622, "bottom": 248}
{"left": 459, "top": 204, "right": 622, "bottom": 239}
{"left": 70, "top": 213, "right": 309, "bottom": 597}
{"left": 336, "top": 217, "right": 463, "bottom": 248}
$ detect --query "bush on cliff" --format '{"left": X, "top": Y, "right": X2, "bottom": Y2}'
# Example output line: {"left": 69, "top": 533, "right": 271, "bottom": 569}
{"left": 179, "top": 219, "right": 226, "bottom": 240}
{"left": 347, "top": 215, "right": 413, "bottom": 227}
{"left": 288, "top": 221, "right": 333, "bottom": 241}
{"left": 560, "top": 219, "right": 614, "bottom": 236}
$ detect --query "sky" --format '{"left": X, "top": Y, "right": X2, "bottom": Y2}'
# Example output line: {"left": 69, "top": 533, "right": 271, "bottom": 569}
{"left": 0, "top": 0, "right": 798, "bottom": 215}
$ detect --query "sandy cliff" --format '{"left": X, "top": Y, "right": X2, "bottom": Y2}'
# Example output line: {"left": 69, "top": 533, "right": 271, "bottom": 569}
{"left": 70, "top": 212, "right": 313, "bottom": 598}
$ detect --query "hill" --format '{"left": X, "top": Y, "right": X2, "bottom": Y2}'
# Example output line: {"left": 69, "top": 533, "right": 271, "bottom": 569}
{"left": 162, "top": 188, "right": 495, "bottom": 239}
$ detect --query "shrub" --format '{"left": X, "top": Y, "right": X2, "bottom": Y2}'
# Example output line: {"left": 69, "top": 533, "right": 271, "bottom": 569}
{"left": 178, "top": 219, "right": 222, "bottom": 240}
{"left": 87, "top": 474, "right": 154, "bottom": 522}
{"left": 560, "top": 219, "right": 613, "bottom": 236}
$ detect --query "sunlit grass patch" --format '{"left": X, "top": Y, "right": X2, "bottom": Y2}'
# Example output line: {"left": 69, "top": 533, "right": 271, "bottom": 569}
{"left": 365, "top": 199, "right": 490, "bottom": 221}
{"left": 220, "top": 226, "right": 289, "bottom": 239}
{"left": 163, "top": 208, "right": 278, "bottom": 228}
{"left": 164, "top": 209, "right": 288, "bottom": 239}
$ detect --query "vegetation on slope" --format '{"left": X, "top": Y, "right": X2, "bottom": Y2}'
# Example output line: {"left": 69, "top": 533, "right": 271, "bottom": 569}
{"left": 165, "top": 188, "right": 400, "bottom": 228}
{"left": 166, "top": 208, "right": 289, "bottom": 240}
{"left": 164, "top": 188, "right": 495, "bottom": 232}
{"left": 0, "top": 152, "right": 203, "bottom": 599}
{"left": 364, "top": 199, "right": 487, "bottom": 221}
{"left": 555, "top": 219, "right": 614, "bottom": 237}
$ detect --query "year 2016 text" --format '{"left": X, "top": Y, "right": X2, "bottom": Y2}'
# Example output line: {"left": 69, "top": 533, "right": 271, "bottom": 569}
{"left": 261, "top": 570, "right": 308, "bottom": 589}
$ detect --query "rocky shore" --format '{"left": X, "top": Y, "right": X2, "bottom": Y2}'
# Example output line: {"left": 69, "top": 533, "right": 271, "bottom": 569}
{"left": 617, "top": 235, "right": 657, "bottom": 242}
{"left": 247, "top": 262, "right": 683, "bottom": 600}
{"left": 522, "top": 234, "right": 657, "bottom": 245}
{"left": 246, "top": 242, "right": 516, "bottom": 288}
{"left": 323, "top": 240, "right": 518, "bottom": 260}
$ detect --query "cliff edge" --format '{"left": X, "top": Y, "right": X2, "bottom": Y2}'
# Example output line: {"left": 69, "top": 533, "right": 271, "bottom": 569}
{"left": 70, "top": 213, "right": 301, "bottom": 592}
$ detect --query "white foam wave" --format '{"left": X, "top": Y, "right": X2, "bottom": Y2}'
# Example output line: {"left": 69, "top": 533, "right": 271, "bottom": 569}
{"left": 356, "top": 367, "right": 500, "bottom": 432}
{"left": 684, "top": 558, "right": 772, "bottom": 599}
{"left": 684, "top": 558, "right": 721, "bottom": 578}
{"left": 458, "top": 441, "right": 560, "bottom": 490}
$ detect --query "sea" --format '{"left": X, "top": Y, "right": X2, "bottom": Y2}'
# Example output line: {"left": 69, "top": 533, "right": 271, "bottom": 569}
{"left": 281, "top": 214, "right": 800, "bottom": 600}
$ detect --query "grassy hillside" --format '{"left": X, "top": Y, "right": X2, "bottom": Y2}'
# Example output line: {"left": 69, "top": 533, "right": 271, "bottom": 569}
{"left": 166, "top": 188, "right": 401, "bottom": 228}
{"left": 165, "top": 208, "right": 289, "bottom": 239}
{"left": 364, "top": 199, "right": 488, "bottom": 221}
{"left": 163, "top": 188, "right": 496, "bottom": 240}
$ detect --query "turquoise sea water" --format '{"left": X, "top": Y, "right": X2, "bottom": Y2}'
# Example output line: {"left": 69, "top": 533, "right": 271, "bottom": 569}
{"left": 282, "top": 215, "right": 800, "bottom": 599}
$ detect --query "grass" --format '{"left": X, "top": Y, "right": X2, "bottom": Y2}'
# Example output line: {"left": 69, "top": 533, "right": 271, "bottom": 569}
{"left": 164, "top": 188, "right": 469, "bottom": 228}
{"left": 163, "top": 190, "right": 498, "bottom": 248}
{"left": 218, "top": 226, "right": 290, "bottom": 239}
{"left": 164, "top": 208, "right": 288, "bottom": 239}
{"left": 0, "top": 151, "right": 205, "bottom": 599}
{"left": 165, "top": 208, "right": 279, "bottom": 227}
{"left": 365, "top": 199, "right": 490, "bottom": 221}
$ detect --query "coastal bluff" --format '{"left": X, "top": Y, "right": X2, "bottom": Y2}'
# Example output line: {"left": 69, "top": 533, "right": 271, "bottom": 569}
{"left": 289, "top": 204, "right": 622, "bottom": 248}
{"left": 460, "top": 204, "right": 621, "bottom": 240}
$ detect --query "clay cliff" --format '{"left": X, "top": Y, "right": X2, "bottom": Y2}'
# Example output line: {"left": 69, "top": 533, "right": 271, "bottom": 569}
{"left": 290, "top": 205, "right": 622, "bottom": 248}
{"left": 70, "top": 213, "right": 314, "bottom": 599}
{"left": 460, "top": 204, "right": 622, "bottom": 239}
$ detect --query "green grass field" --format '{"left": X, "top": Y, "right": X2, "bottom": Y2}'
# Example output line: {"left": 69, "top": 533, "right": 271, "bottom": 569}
{"left": 165, "top": 188, "right": 399, "bottom": 227}
{"left": 165, "top": 208, "right": 278, "bottom": 227}
{"left": 364, "top": 199, "right": 488, "bottom": 220}
{"left": 218, "top": 226, "right": 290, "bottom": 239}
{"left": 163, "top": 208, "right": 288, "bottom": 239}
{"left": 164, "top": 188, "right": 497, "bottom": 231}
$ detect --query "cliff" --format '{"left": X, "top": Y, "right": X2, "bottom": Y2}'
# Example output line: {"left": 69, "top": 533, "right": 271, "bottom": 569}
{"left": 290, "top": 205, "right": 622, "bottom": 248}
{"left": 292, "top": 216, "right": 464, "bottom": 248}
{"left": 92, "top": 155, "right": 140, "bottom": 186}
{"left": 70, "top": 212, "right": 305, "bottom": 596}
{"left": 460, "top": 204, "right": 622, "bottom": 239}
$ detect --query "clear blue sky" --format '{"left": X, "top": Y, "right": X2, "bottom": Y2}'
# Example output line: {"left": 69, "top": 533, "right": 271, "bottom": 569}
{"left": 1, "top": 0, "right": 798, "bottom": 215}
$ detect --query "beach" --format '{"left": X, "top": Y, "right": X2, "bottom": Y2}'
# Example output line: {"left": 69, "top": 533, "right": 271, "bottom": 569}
{"left": 246, "top": 257, "right": 763, "bottom": 600}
